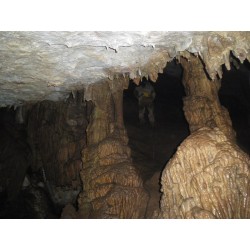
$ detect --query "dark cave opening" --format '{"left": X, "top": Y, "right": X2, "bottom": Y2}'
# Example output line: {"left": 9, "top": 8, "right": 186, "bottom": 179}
{"left": 0, "top": 107, "right": 60, "bottom": 218}
{"left": 218, "top": 59, "right": 250, "bottom": 154}
{"left": 123, "top": 61, "right": 190, "bottom": 181}
{"left": 0, "top": 92, "right": 90, "bottom": 219}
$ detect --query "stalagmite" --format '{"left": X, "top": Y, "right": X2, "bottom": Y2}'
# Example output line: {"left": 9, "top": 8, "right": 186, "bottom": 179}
{"left": 77, "top": 77, "right": 148, "bottom": 218}
{"left": 160, "top": 127, "right": 250, "bottom": 219}
{"left": 158, "top": 51, "right": 250, "bottom": 219}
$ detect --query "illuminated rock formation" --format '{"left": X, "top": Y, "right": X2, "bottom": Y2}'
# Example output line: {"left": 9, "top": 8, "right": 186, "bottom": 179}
{"left": 77, "top": 78, "right": 149, "bottom": 218}
{"left": 160, "top": 127, "right": 250, "bottom": 219}
{"left": 0, "top": 31, "right": 250, "bottom": 219}
{"left": 181, "top": 53, "right": 235, "bottom": 140}
{"left": 0, "top": 32, "right": 249, "bottom": 108}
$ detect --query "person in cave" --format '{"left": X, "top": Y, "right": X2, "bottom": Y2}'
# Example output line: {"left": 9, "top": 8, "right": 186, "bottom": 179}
{"left": 134, "top": 79, "right": 156, "bottom": 127}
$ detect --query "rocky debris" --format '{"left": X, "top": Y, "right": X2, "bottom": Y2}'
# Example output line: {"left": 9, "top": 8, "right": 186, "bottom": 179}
{"left": 160, "top": 127, "right": 250, "bottom": 219}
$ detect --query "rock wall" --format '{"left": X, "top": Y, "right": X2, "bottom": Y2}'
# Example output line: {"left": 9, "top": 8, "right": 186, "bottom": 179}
{"left": 160, "top": 127, "right": 250, "bottom": 219}
{"left": 27, "top": 91, "right": 91, "bottom": 207}
{"left": 180, "top": 54, "right": 235, "bottom": 140}
{"left": 76, "top": 78, "right": 149, "bottom": 218}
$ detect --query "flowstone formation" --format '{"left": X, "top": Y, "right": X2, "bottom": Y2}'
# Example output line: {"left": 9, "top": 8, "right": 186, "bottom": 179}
{"left": 158, "top": 51, "right": 250, "bottom": 219}
{"left": 160, "top": 127, "right": 250, "bottom": 219}
{"left": 180, "top": 53, "right": 235, "bottom": 140}
{"left": 77, "top": 78, "right": 148, "bottom": 218}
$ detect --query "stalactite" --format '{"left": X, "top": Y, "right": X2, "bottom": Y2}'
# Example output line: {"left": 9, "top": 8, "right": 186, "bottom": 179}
{"left": 180, "top": 53, "right": 236, "bottom": 141}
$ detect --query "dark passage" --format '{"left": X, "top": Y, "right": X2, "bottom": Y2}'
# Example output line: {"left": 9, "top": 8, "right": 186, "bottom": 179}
{"left": 219, "top": 60, "right": 250, "bottom": 154}
{"left": 0, "top": 107, "right": 59, "bottom": 218}
{"left": 123, "top": 61, "right": 190, "bottom": 181}
{"left": 0, "top": 93, "right": 89, "bottom": 218}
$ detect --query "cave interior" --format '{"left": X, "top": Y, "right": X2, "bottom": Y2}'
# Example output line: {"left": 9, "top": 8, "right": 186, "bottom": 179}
{"left": 0, "top": 32, "right": 250, "bottom": 219}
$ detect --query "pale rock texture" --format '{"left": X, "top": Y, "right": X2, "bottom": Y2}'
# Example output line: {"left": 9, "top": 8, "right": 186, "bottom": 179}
{"left": 160, "top": 127, "right": 250, "bottom": 219}
{"left": 0, "top": 31, "right": 249, "bottom": 107}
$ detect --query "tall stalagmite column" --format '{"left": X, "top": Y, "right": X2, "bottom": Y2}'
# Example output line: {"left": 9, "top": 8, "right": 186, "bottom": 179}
{"left": 159, "top": 53, "right": 250, "bottom": 219}
{"left": 77, "top": 77, "right": 148, "bottom": 218}
{"left": 180, "top": 54, "right": 235, "bottom": 140}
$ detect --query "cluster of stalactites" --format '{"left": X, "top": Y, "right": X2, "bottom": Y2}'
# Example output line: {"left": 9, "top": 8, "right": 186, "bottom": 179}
{"left": 122, "top": 33, "right": 250, "bottom": 85}
{"left": 180, "top": 33, "right": 250, "bottom": 81}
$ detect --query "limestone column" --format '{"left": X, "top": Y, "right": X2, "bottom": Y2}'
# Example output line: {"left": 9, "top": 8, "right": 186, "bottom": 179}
{"left": 180, "top": 54, "right": 235, "bottom": 140}
{"left": 158, "top": 54, "right": 250, "bottom": 219}
{"left": 77, "top": 78, "right": 148, "bottom": 218}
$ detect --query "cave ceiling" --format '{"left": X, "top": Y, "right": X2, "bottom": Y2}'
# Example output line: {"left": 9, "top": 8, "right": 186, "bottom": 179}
{"left": 0, "top": 31, "right": 249, "bottom": 107}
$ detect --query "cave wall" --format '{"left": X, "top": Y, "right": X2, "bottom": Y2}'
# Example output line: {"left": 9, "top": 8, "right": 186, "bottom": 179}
{"left": 76, "top": 78, "right": 149, "bottom": 218}
{"left": 26, "top": 91, "right": 91, "bottom": 206}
